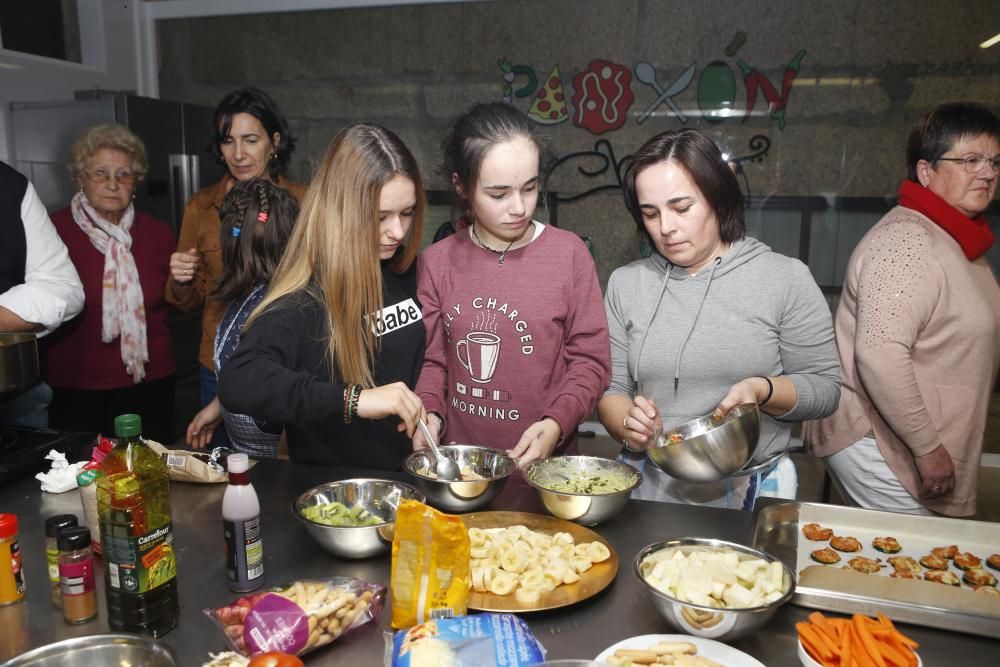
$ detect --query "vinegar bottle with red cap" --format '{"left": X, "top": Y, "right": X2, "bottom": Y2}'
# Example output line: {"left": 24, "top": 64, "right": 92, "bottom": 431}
{"left": 222, "top": 453, "right": 264, "bottom": 592}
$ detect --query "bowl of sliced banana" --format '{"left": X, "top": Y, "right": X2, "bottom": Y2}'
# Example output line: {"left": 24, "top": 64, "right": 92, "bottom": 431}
{"left": 404, "top": 444, "right": 516, "bottom": 512}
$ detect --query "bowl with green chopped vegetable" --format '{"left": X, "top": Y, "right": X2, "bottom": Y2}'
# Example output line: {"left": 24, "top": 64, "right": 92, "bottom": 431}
{"left": 292, "top": 478, "right": 424, "bottom": 558}
{"left": 524, "top": 456, "right": 641, "bottom": 526}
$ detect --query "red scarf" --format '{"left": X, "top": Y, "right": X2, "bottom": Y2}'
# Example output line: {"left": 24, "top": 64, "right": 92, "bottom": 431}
{"left": 897, "top": 179, "right": 995, "bottom": 260}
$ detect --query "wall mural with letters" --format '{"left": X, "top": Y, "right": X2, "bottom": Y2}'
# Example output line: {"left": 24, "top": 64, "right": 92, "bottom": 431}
{"left": 498, "top": 33, "right": 806, "bottom": 202}
{"left": 497, "top": 33, "right": 807, "bottom": 133}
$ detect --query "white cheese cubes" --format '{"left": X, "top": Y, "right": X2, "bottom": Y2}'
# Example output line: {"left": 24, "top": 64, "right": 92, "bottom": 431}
{"left": 639, "top": 545, "right": 787, "bottom": 609}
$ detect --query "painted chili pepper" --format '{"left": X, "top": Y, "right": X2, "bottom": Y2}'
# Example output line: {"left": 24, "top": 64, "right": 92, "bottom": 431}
{"left": 738, "top": 49, "right": 807, "bottom": 130}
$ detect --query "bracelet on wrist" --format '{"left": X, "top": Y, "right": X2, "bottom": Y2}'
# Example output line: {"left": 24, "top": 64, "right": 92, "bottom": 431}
{"left": 350, "top": 385, "right": 362, "bottom": 420}
{"left": 343, "top": 384, "right": 362, "bottom": 423}
{"left": 343, "top": 385, "right": 353, "bottom": 423}
{"left": 757, "top": 376, "right": 774, "bottom": 406}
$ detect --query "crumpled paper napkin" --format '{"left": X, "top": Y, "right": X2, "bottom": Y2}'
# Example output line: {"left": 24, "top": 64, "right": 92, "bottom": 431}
{"left": 35, "top": 450, "right": 86, "bottom": 493}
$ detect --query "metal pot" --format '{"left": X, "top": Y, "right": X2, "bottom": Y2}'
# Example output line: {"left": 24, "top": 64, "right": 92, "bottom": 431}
{"left": 0, "top": 333, "right": 39, "bottom": 394}
{"left": 0, "top": 634, "right": 177, "bottom": 666}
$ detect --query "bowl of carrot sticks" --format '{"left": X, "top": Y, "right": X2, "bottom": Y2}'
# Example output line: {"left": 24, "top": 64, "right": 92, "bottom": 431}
{"left": 796, "top": 611, "right": 921, "bottom": 667}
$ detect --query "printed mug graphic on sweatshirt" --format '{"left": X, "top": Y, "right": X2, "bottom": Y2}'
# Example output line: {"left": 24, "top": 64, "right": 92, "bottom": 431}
{"left": 457, "top": 331, "right": 501, "bottom": 383}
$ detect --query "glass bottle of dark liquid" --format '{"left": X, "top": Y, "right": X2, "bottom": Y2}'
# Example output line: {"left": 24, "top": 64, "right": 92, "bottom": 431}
{"left": 96, "top": 414, "right": 179, "bottom": 636}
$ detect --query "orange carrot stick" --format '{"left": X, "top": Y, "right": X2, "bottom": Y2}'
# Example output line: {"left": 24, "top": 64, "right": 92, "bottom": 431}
{"left": 877, "top": 612, "right": 919, "bottom": 649}
{"left": 841, "top": 618, "right": 854, "bottom": 666}
{"left": 809, "top": 612, "right": 843, "bottom": 650}
{"left": 797, "top": 622, "right": 834, "bottom": 660}
{"left": 853, "top": 614, "right": 887, "bottom": 667}
{"left": 875, "top": 638, "right": 912, "bottom": 667}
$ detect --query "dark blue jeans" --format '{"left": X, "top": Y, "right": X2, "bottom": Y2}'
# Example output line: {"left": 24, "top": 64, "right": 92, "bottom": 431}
{"left": 199, "top": 365, "right": 231, "bottom": 448}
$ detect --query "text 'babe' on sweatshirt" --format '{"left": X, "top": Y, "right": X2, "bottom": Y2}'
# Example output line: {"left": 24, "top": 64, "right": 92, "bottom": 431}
{"left": 416, "top": 223, "right": 611, "bottom": 452}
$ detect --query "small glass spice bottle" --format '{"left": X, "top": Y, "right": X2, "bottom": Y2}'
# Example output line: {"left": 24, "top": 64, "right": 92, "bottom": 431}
{"left": 0, "top": 514, "right": 26, "bottom": 606}
{"left": 44, "top": 514, "right": 78, "bottom": 608}
{"left": 58, "top": 526, "right": 97, "bottom": 624}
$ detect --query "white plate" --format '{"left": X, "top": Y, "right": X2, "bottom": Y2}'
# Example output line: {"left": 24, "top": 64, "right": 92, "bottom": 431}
{"left": 596, "top": 634, "right": 765, "bottom": 666}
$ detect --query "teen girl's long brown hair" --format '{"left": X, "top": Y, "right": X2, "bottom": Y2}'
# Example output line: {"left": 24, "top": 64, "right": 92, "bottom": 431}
{"left": 247, "top": 123, "right": 426, "bottom": 386}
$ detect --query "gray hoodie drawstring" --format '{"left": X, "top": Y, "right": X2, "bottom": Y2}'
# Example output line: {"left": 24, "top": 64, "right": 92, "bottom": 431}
{"left": 631, "top": 258, "right": 672, "bottom": 391}
{"left": 672, "top": 257, "right": 721, "bottom": 393}
{"left": 633, "top": 256, "right": 722, "bottom": 396}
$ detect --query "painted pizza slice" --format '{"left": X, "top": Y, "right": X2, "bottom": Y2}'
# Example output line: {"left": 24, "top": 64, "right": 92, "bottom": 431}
{"left": 527, "top": 65, "right": 569, "bottom": 125}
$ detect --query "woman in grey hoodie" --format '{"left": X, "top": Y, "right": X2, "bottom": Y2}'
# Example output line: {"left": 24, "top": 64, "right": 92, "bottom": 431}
{"left": 598, "top": 129, "right": 840, "bottom": 508}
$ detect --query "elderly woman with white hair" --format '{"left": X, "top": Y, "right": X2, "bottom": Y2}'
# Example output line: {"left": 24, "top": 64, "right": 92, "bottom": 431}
{"left": 46, "top": 123, "right": 177, "bottom": 443}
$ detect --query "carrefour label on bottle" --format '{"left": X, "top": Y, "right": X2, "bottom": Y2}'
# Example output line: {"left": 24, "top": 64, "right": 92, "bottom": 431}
{"left": 104, "top": 522, "right": 177, "bottom": 594}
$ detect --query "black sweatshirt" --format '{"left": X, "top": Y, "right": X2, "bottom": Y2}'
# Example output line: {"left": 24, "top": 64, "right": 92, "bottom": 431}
{"left": 218, "top": 262, "right": 425, "bottom": 469}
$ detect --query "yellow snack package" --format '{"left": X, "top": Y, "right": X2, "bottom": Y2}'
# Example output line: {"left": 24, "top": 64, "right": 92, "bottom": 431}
{"left": 390, "top": 499, "right": 470, "bottom": 628}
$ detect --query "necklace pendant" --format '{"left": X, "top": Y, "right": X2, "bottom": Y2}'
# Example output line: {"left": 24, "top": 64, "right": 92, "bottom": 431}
{"left": 498, "top": 255, "right": 505, "bottom": 267}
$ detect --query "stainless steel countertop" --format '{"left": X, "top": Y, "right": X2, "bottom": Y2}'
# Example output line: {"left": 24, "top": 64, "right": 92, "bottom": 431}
{"left": 0, "top": 459, "right": 993, "bottom": 665}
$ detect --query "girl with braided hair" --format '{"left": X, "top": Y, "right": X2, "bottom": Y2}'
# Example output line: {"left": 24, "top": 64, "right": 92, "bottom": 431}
{"left": 186, "top": 179, "right": 299, "bottom": 457}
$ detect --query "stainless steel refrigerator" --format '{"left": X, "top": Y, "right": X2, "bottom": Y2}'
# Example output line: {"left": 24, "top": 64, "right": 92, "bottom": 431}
{"left": 9, "top": 90, "right": 226, "bottom": 235}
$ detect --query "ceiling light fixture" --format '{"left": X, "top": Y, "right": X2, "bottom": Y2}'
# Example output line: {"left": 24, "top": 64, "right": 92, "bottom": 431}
{"left": 980, "top": 32, "right": 1000, "bottom": 48}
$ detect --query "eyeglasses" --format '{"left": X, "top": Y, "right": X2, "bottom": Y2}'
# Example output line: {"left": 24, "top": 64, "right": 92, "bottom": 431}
{"left": 935, "top": 155, "right": 1000, "bottom": 174}
{"left": 86, "top": 168, "right": 136, "bottom": 185}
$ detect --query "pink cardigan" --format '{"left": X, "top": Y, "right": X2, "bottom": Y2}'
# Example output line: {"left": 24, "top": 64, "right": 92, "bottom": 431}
{"left": 804, "top": 206, "right": 1000, "bottom": 516}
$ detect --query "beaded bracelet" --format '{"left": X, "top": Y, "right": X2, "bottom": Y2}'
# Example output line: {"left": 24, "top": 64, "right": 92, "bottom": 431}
{"left": 349, "top": 384, "right": 362, "bottom": 421}
{"left": 343, "top": 384, "right": 362, "bottom": 423}
{"left": 343, "top": 385, "right": 353, "bottom": 423}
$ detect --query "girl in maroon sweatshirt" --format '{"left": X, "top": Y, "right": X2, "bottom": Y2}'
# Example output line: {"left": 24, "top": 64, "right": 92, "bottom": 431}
{"left": 415, "top": 103, "right": 611, "bottom": 468}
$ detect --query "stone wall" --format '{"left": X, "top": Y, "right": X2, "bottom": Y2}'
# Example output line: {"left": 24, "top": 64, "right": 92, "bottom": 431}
{"left": 156, "top": 0, "right": 1000, "bottom": 285}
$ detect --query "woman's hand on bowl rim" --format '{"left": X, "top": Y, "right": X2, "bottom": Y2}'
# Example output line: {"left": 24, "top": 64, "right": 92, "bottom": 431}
{"left": 714, "top": 377, "right": 768, "bottom": 417}
{"left": 510, "top": 417, "right": 562, "bottom": 469}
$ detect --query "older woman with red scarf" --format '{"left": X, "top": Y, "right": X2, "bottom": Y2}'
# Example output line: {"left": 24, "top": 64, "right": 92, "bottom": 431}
{"left": 806, "top": 102, "right": 1000, "bottom": 517}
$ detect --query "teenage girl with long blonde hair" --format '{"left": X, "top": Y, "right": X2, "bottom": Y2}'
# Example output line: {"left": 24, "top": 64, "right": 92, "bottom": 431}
{"left": 219, "top": 123, "right": 428, "bottom": 468}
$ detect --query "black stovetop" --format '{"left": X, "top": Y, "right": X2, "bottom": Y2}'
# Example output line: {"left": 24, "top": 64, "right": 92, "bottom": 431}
{"left": 0, "top": 426, "right": 97, "bottom": 485}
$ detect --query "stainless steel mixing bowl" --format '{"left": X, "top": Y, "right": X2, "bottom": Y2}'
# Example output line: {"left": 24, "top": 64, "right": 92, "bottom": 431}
{"left": 633, "top": 537, "right": 795, "bottom": 642}
{"left": 403, "top": 444, "right": 516, "bottom": 512}
{"left": 645, "top": 403, "right": 761, "bottom": 483}
{"left": 1, "top": 634, "right": 176, "bottom": 666}
{"left": 292, "top": 478, "right": 424, "bottom": 558}
{"left": 524, "top": 455, "right": 640, "bottom": 525}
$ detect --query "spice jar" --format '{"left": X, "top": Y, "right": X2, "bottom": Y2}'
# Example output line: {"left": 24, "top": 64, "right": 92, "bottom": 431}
{"left": 45, "top": 514, "right": 78, "bottom": 608}
{"left": 58, "top": 526, "right": 97, "bottom": 624}
{"left": 0, "top": 514, "right": 26, "bottom": 606}
{"left": 0, "top": 601, "right": 29, "bottom": 661}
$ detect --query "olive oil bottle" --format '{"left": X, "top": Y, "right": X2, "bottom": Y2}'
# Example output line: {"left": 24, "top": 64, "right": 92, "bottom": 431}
{"left": 96, "top": 414, "right": 179, "bottom": 636}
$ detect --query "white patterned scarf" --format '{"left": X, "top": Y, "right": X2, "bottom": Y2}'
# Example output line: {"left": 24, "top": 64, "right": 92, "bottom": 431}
{"left": 70, "top": 191, "right": 148, "bottom": 382}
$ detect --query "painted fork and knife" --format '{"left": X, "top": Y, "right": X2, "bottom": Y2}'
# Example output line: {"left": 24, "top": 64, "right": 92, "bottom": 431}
{"left": 634, "top": 61, "right": 696, "bottom": 123}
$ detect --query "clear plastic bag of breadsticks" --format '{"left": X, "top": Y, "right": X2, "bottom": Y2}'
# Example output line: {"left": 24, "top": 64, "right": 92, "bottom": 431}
{"left": 205, "top": 577, "right": 385, "bottom": 657}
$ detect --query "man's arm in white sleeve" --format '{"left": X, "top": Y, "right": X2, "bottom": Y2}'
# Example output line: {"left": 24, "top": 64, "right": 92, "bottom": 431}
{"left": 0, "top": 182, "right": 83, "bottom": 335}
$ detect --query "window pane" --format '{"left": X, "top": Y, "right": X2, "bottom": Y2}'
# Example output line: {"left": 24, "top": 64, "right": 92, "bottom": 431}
{"left": 0, "top": 0, "right": 80, "bottom": 63}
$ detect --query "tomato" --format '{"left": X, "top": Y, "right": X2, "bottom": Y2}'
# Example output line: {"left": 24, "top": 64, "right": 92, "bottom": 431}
{"left": 247, "top": 653, "right": 305, "bottom": 667}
